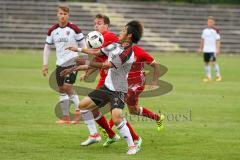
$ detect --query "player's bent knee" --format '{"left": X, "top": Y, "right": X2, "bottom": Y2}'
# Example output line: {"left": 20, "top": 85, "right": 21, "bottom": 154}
{"left": 128, "top": 105, "right": 139, "bottom": 115}
{"left": 58, "top": 86, "right": 66, "bottom": 93}
{"left": 63, "top": 84, "right": 73, "bottom": 95}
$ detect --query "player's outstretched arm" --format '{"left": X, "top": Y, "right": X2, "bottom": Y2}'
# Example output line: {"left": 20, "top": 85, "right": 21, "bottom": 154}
{"left": 148, "top": 62, "right": 160, "bottom": 87}
{"left": 87, "top": 60, "right": 112, "bottom": 69}
{"left": 75, "top": 57, "right": 112, "bottom": 69}
{"left": 79, "top": 68, "right": 98, "bottom": 81}
{"left": 60, "top": 65, "right": 89, "bottom": 77}
{"left": 65, "top": 46, "right": 102, "bottom": 56}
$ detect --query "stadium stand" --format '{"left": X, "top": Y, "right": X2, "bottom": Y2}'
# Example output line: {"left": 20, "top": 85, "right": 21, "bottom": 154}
{"left": 0, "top": 0, "right": 239, "bottom": 52}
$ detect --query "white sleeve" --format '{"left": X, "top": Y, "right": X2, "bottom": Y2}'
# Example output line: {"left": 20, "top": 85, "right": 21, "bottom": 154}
{"left": 78, "top": 38, "right": 87, "bottom": 48}
{"left": 75, "top": 32, "right": 85, "bottom": 42}
{"left": 100, "top": 47, "right": 109, "bottom": 57}
{"left": 100, "top": 43, "right": 117, "bottom": 57}
{"left": 46, "top": 34, "right": 53, "bottom": 45}
{"left": 43, "top": 44, "right": 51, "bottom": 65}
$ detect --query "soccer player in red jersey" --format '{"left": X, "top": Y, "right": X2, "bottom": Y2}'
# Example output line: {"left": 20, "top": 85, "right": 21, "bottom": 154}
{"left": 82, "top": 14, "right": 119, "bottom": 89}
{"left": 77, "top": 14, "right": 142, "bottom": 149}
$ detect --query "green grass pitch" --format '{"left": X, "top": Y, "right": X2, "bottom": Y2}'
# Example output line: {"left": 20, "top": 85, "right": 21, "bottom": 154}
{"left": 0, "top": 49, "right": 239, "bottom": 160}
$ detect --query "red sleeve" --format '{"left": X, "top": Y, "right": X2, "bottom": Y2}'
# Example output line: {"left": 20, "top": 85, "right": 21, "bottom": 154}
{"left": 68, "top": 22, "right": 81, "bottom": 34}
{"left": 102, "top": 32, "right": 119, "bottom": 48}
{"left": 47, "top": 24, "right": 59, "bottom": 36}
{"left": 212, "top": 27, "right": 220, "bottom": 34}
{"left": 133, "top": 45, "right": 154, "bottom": 64}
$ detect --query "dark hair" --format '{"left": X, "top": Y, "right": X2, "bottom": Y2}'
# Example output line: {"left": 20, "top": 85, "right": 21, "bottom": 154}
{"left": 126, "top": 20, "right": 143, "bottom": 43}
{"left": 95, "top": 14, "right": 110, "bottom": 25}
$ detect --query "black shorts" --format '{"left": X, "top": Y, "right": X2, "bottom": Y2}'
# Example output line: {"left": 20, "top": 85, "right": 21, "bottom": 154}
{"left": 55, "top": 65, "right": 78, "bottom": 87}
{"left": 204, "top": 52, "right": 216, "bottom": 62}
{"left": 88, "top": 85, "right": 125, "bottom": 110}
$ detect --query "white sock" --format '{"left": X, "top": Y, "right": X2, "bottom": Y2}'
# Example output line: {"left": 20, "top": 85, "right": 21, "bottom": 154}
{"left": 116, "top": 121, "right": 134, "bottom": 147}
{"left": 59, "top": 93, "right": 70, "bottom": 116}
{"left": 139, "top": 107, "right": 143, "bottom": 116}
{"left": 80, "top": 110, "right": 97, "bottom": 135}
{"left": 204, "top": 65, "right": 211, "bottom": 78}
{"left": 70, "top": 94, "right": 80, "bottom": 111}
{"left": 213, "top": 63, "right": 221, "bottom": 77}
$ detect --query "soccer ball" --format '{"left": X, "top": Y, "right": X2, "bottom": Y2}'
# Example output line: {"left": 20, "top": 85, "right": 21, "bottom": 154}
{"left": 85, "top": 31, "right": 104, "bottom": 49}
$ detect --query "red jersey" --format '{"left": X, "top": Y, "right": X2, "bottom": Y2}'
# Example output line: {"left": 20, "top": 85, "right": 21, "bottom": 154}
{"left": 94, "top": 31, "right": 119, "bottom": 88}
{"left": 128, "top": 45, "right": 155, "bottom": 86}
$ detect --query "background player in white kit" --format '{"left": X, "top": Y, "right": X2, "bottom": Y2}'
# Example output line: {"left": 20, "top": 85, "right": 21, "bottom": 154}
{"left": 42, "top": 6, "right": 87, "bottom": 124}
{"left": 199, "top": 16, "right": 222, "bottom": 82}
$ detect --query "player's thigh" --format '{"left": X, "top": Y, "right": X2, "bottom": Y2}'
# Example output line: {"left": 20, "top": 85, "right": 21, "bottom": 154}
{"left": 88, "top": 86, "right": 110, "bottom": 108}
{"left": 62, "top": 83, "right": 74, "bottom": 95}
{"left": 126, "top": 86, "right": 144, "bottom": 108}
{"left": 79, "top": 96, "right": 97, "bottom": 110}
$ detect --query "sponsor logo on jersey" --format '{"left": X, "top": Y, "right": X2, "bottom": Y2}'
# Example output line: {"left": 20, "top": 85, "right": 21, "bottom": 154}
{"left": 57, "top": 38, "right": 68, "bottom": 42}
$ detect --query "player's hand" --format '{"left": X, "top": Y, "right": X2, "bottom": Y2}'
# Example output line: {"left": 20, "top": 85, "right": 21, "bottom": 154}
{"left": 60, "top": 68, "right": 74, "bottom": 77}
{"left": 65, "top": 46, "right": 78, "bottom": 52}
{"left": 79, "top": 73, "right": 87, "bottom": 81}
{"left": 216, "top": 50, "right": 220, "bottom": 55}
{"left": 42, "top": 65, "right": 48, "bottom": 77}
{"left": 76, "top": 58, "right": 86, "bottom": 65}
{"left": 197, "top": 48, "right": 202, "bottom": 53}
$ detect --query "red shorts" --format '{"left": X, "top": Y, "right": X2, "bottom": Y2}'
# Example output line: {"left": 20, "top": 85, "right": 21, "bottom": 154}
{"left": 125, "top": 84, "right": 144, "bottom": 106}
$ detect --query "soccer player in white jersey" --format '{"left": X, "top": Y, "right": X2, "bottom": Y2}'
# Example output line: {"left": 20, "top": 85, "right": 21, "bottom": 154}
{"left": 62, "top": 20, "right": 143, "bottom": 155}
{"left": 199, "top": 16, "right": 222, "bottom": 82}
{"left": 42, "top": 6, "right": 87, "bottom": 124}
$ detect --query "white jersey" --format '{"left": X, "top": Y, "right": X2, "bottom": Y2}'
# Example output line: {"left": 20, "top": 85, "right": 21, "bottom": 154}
{"left": 46, "top": 22, "right": 85, "bottom": 66}
{"left": 101, "top": 43, "right": 134, "bottom": 93}
{"left": 201, "top": 27, "right": 220, "bottom": 53}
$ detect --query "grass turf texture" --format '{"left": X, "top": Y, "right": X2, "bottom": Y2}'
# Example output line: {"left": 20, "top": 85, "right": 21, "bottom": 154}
{"left": 0, "top": 49, "right": 239, "bottom": 160}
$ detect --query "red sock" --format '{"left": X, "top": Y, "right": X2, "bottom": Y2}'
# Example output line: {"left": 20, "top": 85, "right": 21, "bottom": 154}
{"left": 96, "top": 116, "right": 115, "bottom": 138}
{"left": 141, "top": 107, "right": 160, "bottom": 121}
{"left": 126, "top": 121, "right": 139, "bottom": 141}
{"left": 109, "top": 118, "right": 114, "bottom": 129}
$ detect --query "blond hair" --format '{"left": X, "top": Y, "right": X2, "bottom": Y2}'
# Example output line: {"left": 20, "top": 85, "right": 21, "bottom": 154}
{"left": 57, "top": 5, "right": 70, "bottom": 13}
{"left": 208, "top": 16, "right": 215, "bottom": 21}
